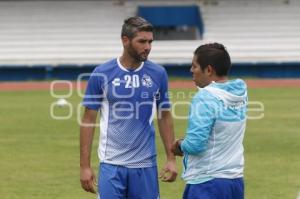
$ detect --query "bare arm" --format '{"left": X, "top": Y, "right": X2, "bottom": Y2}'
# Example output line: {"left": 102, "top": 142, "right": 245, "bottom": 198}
{"left": 80, "top": 108, "right": 98, "bottom": 194}
{"left": 157, "top": 110, "right": 177, "bottom": 182}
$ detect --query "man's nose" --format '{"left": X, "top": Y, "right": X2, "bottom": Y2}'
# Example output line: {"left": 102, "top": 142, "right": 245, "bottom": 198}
{"left": 145, "top": 42, "right": 151, "bottom": 50}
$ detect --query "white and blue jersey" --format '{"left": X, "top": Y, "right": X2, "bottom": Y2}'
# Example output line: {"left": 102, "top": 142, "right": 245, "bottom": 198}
{"left": 82, "top": 58, "right": 170, "bottom": 168}
{"left": 181, "top": 79, "right": 248, "bottom": 184}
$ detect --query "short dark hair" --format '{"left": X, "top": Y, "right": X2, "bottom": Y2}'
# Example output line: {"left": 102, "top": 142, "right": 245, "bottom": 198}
{"left": 194, "top": 43, "right": 231, "bottom": 76}
{"left": 121, "top": 16, "right": 153, "bottom": 39}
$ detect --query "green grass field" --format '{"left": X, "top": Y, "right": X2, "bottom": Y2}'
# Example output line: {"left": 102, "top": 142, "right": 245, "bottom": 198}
{"left": 0, "top": 87, "right": 299, "bottom": 199}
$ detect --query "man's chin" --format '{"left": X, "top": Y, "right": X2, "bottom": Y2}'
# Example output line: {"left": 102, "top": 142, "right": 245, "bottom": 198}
{"left": 139, "top": 53, "right": 149, "bottom": 61}
{"left": 193, "top": 81, "right": 203, "bottom": 88}
{"left": 192, "top": 80, "right": 197, "bottom": 86}
{"left": 139, "top": 57, "right": 148, "bottom": 62}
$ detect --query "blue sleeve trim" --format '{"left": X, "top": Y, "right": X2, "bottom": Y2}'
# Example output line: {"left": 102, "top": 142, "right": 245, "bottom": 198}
{"left": 81, "top": 103, "right": 100, "bottom": 111}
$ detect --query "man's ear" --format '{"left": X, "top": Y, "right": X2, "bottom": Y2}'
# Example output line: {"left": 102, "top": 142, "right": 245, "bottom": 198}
{"left": 121, "top": 36, "right": 130, "bottom": 46}
{"left": 206, "top": 65, "right": 215, "bottom": 76}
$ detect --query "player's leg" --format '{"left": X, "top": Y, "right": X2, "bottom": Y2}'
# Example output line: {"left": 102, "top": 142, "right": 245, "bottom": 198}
{"left": 229, "top": 178, "right": 244, "bottom": 199}
{"left": 98, "top": 163, "right": 127, "bottom": 199}
{"left": 127, "top": 166, "right": 159, "bottom": 199}
{"left": 183, "top": 184, "right": 191, "bottom": 199}
{"left": 183, "top": 178, "right": 244, "bottom": 199}
{"left": 211, "top": 178, "right": 244, "bottom": 199}
{"left": 182, "top": 180, "right": 216, "bottom": 199}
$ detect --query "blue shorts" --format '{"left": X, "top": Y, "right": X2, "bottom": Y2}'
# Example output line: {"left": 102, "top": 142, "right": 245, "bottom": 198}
{"left": 98, "top": 163, "right": 159, "bottom": 199}
{"left": 183, "top": 178, "right": 244, "bottom": 199}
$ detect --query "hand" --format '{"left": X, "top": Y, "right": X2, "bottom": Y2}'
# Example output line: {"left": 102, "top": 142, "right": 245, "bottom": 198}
{"left": 159, "top": 159, "right": 178, "bottom": 182}
{"left": 171, "top": 139, "right": 184, "bottom": 156}
{"left": 80, "top": 167, "right": 97, "bottom": 194}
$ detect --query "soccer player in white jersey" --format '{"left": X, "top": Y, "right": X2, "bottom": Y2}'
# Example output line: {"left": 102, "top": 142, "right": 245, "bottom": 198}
{"left": 80, "top": 17, "right": 177, "bottom": 199}
{"left": 172, "top": 43, "right": 247, "bottom": 199}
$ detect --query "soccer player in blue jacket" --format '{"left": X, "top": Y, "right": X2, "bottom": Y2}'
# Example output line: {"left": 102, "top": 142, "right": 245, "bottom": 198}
{"left": 172, "top": 43, "right": 247, "bottom": 199}
{"left": 80, "top": 17, "right": 177, "bottom": 199}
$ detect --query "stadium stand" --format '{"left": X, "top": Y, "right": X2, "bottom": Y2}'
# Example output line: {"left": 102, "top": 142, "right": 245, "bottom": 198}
{"left": 138, "top": 5, "right": 204, "bottom": 40}
{"left": 203, "top": 0, "right": 300, "bottom": 63}
{"left": 0, "top": 0, "right": 299, "bottom": 79}
{"left": 0, "top": 1, "right": 126, "bottom": 66}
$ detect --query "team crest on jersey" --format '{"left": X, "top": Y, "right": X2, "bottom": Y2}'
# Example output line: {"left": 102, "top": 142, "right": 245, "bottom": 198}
{"left": 142, "top": 74, "right": 153, "bottom": 88}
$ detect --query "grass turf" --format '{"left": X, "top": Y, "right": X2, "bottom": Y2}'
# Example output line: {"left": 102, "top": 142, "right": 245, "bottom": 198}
{"left": 0, "top": 87, "right": 299, "bottom": 199}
